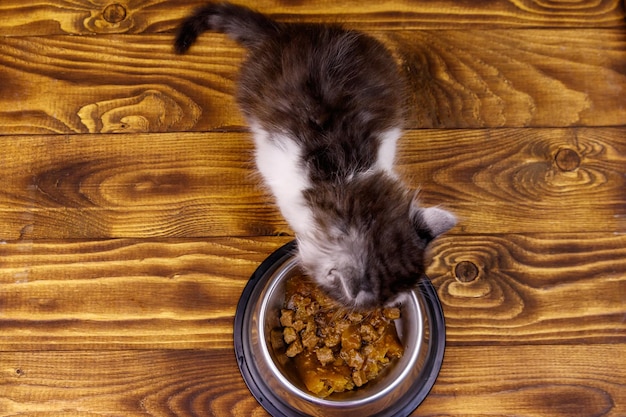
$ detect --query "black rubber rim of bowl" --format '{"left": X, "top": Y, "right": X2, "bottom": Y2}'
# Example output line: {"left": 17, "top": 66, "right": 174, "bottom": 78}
{"left": 233, "top": 240, "right": 446, "bottom": 417}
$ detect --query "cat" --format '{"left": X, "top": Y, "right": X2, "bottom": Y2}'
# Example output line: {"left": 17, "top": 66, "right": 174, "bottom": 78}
{"left": 175, "top": 2, "right": 456, "bottom": 308}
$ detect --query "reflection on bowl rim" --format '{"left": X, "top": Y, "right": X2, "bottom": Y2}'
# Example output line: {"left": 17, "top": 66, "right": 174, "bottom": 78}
{"left": 234, "top": 240, "right": 445, "bottom": 417}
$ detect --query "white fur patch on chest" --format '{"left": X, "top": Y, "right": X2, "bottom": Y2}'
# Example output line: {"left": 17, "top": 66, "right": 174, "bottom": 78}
{"left": 250, "top": 123, "right": 315, "bottom": 236}
{"left": 375, "top": 127, "right": 402, "bottom": 176}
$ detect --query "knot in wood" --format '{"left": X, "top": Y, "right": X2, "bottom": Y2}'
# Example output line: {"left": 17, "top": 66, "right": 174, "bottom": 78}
{"left": 103, "top": 3, "right": 127, "bottom": 24}
{"left": 454, "top": 261, "right": 479, "bottom": 283}
{"left": 555, "top": 148, "right": 581, "bottom": 172}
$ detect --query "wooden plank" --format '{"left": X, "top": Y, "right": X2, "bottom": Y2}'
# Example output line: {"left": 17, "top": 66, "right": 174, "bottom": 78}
{"left": 416, "top": 344, "right": 626, "bottom": 417}
{"left": 0, "top": 128, "right": 624, "bottom": 240}
{"left": 427, "top": 234, "right": 626, "bottom": 345}
{"left": 0, "top": 0, "right": 624, "bottom": 36}
{"left": 0, "top": 345, "right": 624, "bottom": 416}
{"left": 0, "top": 234, "right": 623, "bottom": 350}
{"left": 0, "top": 132, "right": 283, "bottom": 240}
{"left": 394, "top": 29, "right": 626, "bottom": 128}
{"left": 1, "top": 29, "right": 625, "bottom": 134}
{"left": 0, "top": 237, "right": 289, "bottom": 350}
{"left": 398, "top": 127, "right": 626, "bottom": 234}
{"left": 0, "top": 35, "right": 242, "bottom": 134}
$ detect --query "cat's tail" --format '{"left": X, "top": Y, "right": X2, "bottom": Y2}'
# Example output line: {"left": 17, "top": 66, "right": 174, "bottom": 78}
{"left": 174, "top": 2, "right": 280, "bottom": 53}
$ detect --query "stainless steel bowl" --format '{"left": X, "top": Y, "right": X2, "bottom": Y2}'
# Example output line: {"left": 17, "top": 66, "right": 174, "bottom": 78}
{"left": 234, "top": 241, "right": 445, "bottom": 417}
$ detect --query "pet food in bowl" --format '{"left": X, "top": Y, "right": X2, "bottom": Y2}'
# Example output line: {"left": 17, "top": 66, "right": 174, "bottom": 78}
{"left": 234, "top": 241, "right": 445, "bottom": 417}
{"left": 274, "top": 273, "right": 404, "bottom": 397}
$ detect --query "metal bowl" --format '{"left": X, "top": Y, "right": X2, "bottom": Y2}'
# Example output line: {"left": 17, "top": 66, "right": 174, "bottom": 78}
{"left": 234, "top": 241, "right": 445, "bottom": 417}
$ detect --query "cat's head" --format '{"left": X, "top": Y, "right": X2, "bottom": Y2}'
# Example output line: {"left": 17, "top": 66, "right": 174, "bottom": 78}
{"left": 297, "top": 176, "right": 455, "bottom": 309}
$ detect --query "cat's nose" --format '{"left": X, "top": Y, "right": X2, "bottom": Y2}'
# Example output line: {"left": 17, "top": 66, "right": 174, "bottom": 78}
{"left": 329, "top": 267, "right": 362, "bottom": 300}
{"left": 346, "top": 281, "right": 361, "bottom": 300}
{"left": 344, "top": 267, "right": 370, "bottom": 300}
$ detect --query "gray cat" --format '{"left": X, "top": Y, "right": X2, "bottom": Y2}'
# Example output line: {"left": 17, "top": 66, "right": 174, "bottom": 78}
{"left": 175, "top": 2, "right": 456, "bottom": 308}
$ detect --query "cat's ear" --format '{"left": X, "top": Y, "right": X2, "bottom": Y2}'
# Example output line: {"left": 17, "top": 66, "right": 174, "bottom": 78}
{"left": 413, "top": 206, "right": 456, "bottom": 240}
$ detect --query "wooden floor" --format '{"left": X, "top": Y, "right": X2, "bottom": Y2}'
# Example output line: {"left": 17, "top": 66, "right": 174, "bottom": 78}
{"left": 1, "top": 1, "right": 625, "bottom": 416}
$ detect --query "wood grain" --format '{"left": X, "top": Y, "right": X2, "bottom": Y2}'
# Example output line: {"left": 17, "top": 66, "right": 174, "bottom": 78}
{"left": 1, "top": 345, "right": 623, "bottom": 416}
{"left": 0, "top": 237, "right": 289, "bottom": 350}
{"left": 0, "top": 0, "right": 624, "bottom": 36}
{"left": 397, "top": 127, "right": 626, "bottom": 234}
{"left": 0, "top": 132, "right": 283, "bottom": 239}
{"left": 417, "top": 344, "right": 626, "bottom": 417}
{"left": 0, "top": 234, "right": 623, "bottom": 350}
{"left": 0, "top": 128, "right": 624, "bottom": 240}
{"left": 0, "top": 35, "right": 241, "bottom": 134}
{"left": 394, "top": 29, "right": 626, "bottom": 128}
{"left": 428, "top": 234, "right": 626, "bottom": 344}
{"left": 1, "top": 29, "right": 624, "bottom": 134}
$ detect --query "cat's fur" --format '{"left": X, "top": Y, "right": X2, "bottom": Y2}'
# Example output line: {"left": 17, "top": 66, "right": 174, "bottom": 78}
{"left": 175, "top": 2, "right": 456, "bottom": 308}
